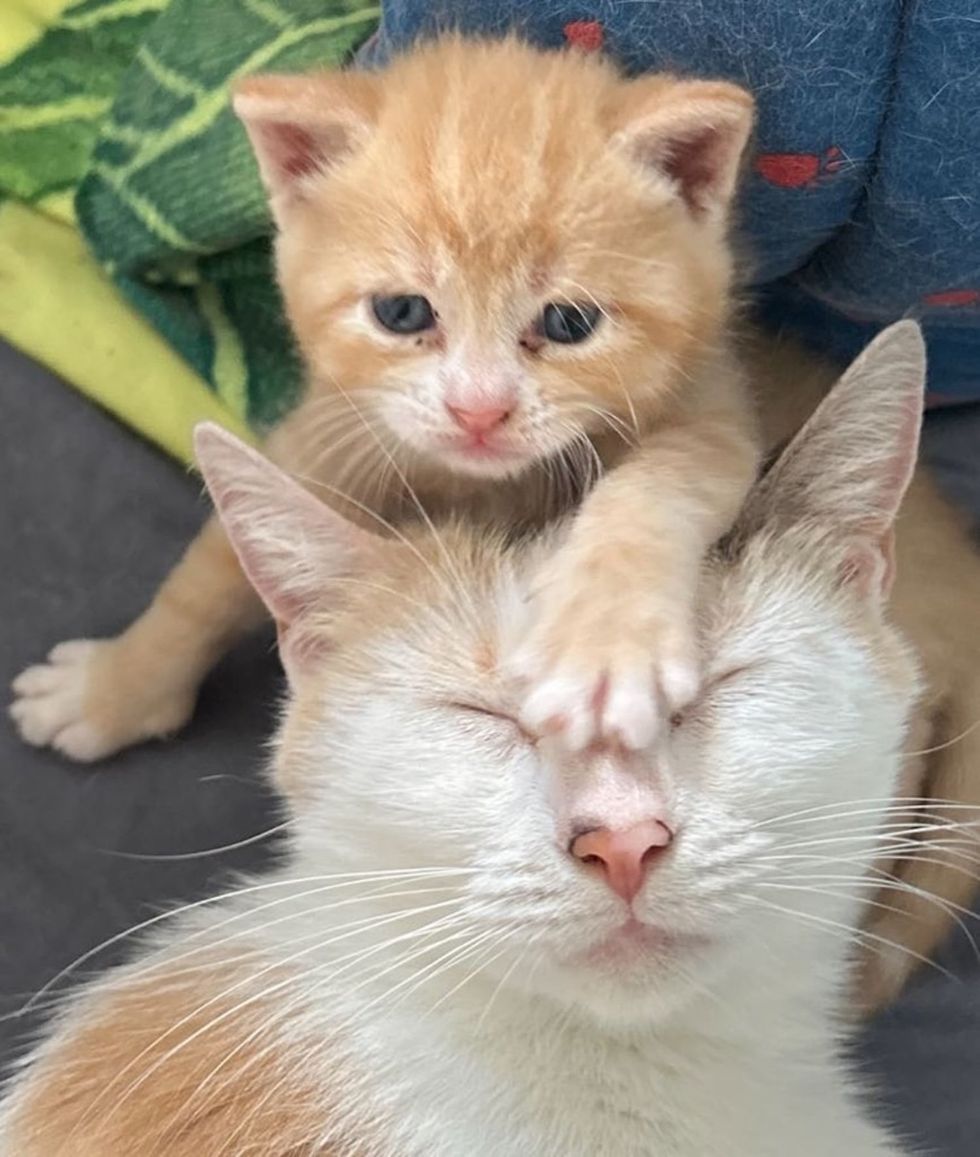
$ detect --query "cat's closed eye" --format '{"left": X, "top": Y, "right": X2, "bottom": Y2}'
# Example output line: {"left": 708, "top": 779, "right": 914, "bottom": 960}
{"left": 670, "top": 665, "right": 755, "bottom": 730}
{"left": 449, "top": 702, "right": 537, "bottom": 746}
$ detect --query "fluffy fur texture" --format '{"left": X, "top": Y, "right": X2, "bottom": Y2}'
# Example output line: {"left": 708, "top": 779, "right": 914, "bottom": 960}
{"left": 10, "top": 34, "right": 758, "bottom": 763}
{"left": 10, "top": 37, "right": 980, "bottom": 1012}
{"left": 0, "top": 326, "right": 924, "bottom": 1155}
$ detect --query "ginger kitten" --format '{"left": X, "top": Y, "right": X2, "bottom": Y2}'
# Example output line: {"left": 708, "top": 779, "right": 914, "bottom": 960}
{"left": 11, "top": 34, "right": 758, "bottom": 760}
{"left": 0, "top": 327, "right": 922, "bottom": 1157}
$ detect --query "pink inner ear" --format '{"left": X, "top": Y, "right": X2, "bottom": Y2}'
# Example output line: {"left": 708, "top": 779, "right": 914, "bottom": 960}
{"left": 268, "top": 121, "right": 321, "bottom": 180}
{"left": 660, "top": 126, "right": 730, "bottom": 214}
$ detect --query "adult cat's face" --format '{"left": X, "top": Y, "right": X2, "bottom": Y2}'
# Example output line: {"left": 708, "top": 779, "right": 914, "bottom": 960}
{"left": 274, "top": 526, "right": 914, "bottom": 1024}
{"left": 197, "top": 324, "right": 925, "bottom": 1029}
{"left": 235, "top": 38, "right": 753, "bottom": 480}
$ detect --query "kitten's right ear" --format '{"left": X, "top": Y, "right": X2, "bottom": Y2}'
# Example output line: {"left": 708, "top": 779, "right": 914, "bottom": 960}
{"left": 737, "top": 321, "right": 926, "bottom": 600}
{"left": 612, "top": 77, "right": 754, "bottom": 219}
{"left": 194, "top": 423, "right": 383, "bottom": 678}
{"left": 233, "top": 72, "right": 380, "bottom": 223}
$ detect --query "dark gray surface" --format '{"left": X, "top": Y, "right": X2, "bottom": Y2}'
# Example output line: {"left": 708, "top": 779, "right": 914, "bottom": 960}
{"left": 0, "top": 341, "right": 284, "bottom": 1061}
{"left": 1, "top": 339, "right": 978, "bottom": 1150}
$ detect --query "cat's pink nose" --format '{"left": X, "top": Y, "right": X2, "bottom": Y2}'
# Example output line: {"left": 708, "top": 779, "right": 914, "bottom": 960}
{"left": 569, "top": 819, "right": 673, "bottom": 902}
{"left": 446, "top": 403, "right": 512, "bottom": 436}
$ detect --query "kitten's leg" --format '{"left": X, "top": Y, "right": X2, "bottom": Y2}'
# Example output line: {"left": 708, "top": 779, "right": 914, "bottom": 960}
{"left": 516, "top": 379, "right": 758, "bottom": 750}
{"left": 8, "top": 409, "right": 318, "bottom": 762}
{"left": 10, "top": 516, "right": 264, "bottom": 761}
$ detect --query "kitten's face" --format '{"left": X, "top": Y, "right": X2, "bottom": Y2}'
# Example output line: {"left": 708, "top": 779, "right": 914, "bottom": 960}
{"left": 280, "top": 528, "right": 916, "bottom": 1025}
{"left": 236, "top": 40, "right": 752, "bottom": 480}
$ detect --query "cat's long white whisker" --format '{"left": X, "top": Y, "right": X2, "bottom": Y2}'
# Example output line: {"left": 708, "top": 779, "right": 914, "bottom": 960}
{"left": 95, "top": 819, "right": 293, "bottom": 862}
{"left": 18, "top": 868, "right": 475, "bottom": 1015}
{"left": 760, "top": 870, "right": 980, "bottom": 962}
{"left": 902, "top": 715, "right": 980, "bottom": 758}
{"left": 84, "top": 901, "right": 471, "bottom": 1135}
{"left": 748, "top": 896, "right": 956, "bottom": 982}
{"left": 754, "top": 796, "right": 980, "bottom": 829}
{"left": 423, "top": 939, "right": 514, "bottom": 1018}
{"left": 475, "top": 931, "right": 543, "bottom": 1032}
{"left": 758, "top": 881, "right": 913, "bottom": 920}
{"left": 133, "top": 882, "right": 471, "bottom": 980}
{"left": 182, "top": 915, "right": 478, "bottom": 1120}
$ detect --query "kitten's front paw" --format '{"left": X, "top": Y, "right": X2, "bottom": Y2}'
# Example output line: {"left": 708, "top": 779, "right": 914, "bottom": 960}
{"left": 9, "top": 638, "right": 196, "bottom": 762}
{"left": 514, "top": 594, "right": 699, "bottom": 752}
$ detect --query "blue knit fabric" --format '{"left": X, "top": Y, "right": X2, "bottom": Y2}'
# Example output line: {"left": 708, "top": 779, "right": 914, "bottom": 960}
{"left": 364, "top": 1, "right": 980, "bottom": 402}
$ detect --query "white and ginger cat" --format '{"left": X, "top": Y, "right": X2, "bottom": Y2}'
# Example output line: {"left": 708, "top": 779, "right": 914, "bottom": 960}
{"left": 0, "top": 326, "right": 924, "bottom": 1156}
{"left": 9, "top": 37, "right": 980, "bottom": 1011}
{"left": 11, "top": 35, "right": 760, "bottom": 760}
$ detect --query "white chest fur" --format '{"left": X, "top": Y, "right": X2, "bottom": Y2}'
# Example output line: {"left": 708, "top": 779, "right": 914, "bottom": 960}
{"left": 307, "top": 961, "right": 900, "bottom": 1157}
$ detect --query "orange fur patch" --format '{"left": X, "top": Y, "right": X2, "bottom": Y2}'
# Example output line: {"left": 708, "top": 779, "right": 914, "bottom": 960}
{"left": 4, "top": 959, "right": 379, "bottom": 1156}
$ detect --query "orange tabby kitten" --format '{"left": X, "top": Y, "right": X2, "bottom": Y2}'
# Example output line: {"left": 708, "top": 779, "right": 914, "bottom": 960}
{"left": 11, "top": 36, "right": 758, "bottom": 757}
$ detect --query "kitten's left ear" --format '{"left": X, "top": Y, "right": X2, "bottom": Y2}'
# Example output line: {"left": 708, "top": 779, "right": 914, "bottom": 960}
{"left": 233, "top": 71, "right": 380, "bottom": 224}
{"left": 613, "top": 77, "right": 754, "bottom": 218}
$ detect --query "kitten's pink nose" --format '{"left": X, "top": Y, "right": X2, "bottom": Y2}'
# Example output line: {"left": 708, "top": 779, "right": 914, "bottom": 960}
{"left": 446, "top": 403, "right": 512, "bottom": 436}
{"left": 570, "top": 819, "right": 673, "bottom": 903}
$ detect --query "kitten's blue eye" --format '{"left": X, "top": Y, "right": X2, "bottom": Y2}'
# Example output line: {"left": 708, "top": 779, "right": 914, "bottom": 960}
{"left": 372, "top": 294, "right": 436, "bottom": 335}
{"left": 537, "top": 302, "right": 602, "bottom": 344}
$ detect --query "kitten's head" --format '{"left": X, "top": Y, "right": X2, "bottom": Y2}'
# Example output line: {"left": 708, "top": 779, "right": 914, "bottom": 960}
{"left": 197, "top": 322, "right": 923, "bottom": 1028}
{"left": 234, "top": 37, "right": 752, "bottom": 479}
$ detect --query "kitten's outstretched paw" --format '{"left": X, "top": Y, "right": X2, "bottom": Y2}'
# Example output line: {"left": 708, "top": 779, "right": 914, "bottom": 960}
{"left": 514, "top": 616, "right": 699, "bottom": 752}
{"left": 9, "top": 638, "right": 195, "bottom": 763}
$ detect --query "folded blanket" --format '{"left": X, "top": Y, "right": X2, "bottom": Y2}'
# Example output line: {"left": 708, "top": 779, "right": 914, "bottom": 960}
{"left": 0, "top": 0, "right": 252, "bottom": 461}
{"left": 0, "top": 0, "right": 377, "bottom": 461}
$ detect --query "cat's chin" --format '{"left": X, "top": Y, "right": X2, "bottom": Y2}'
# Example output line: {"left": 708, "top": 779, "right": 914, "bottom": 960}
{"left": 512, "top": 922, "right": 717, "bottom": 1027}
{"left": 427, "top": 440, "right": 537, "bottom": 480}
{"left": 578, "top": 920, "right": 712, "bottom": 969}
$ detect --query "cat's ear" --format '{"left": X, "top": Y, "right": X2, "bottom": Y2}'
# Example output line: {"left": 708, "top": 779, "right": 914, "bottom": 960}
{"left": 613, "top": 78, "right": 754, "bottom": 218}
{"left": 739, "top": 321, "right": 926, "bottom": 600}
{"left": 233, "top": 72, "right": 380, "bottom": 223}
{"left": 194, "top": 423, "right": 383, "bottom": 679}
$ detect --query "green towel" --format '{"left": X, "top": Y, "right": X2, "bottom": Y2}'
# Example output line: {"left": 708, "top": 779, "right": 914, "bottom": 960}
{"left": 75, "top": 0, "right": 379, "bottom": 431}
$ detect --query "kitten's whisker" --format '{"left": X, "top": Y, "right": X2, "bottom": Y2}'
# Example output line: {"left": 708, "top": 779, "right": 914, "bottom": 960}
{"left": 325, "top": 375, "right": 480, "bottom": 630}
